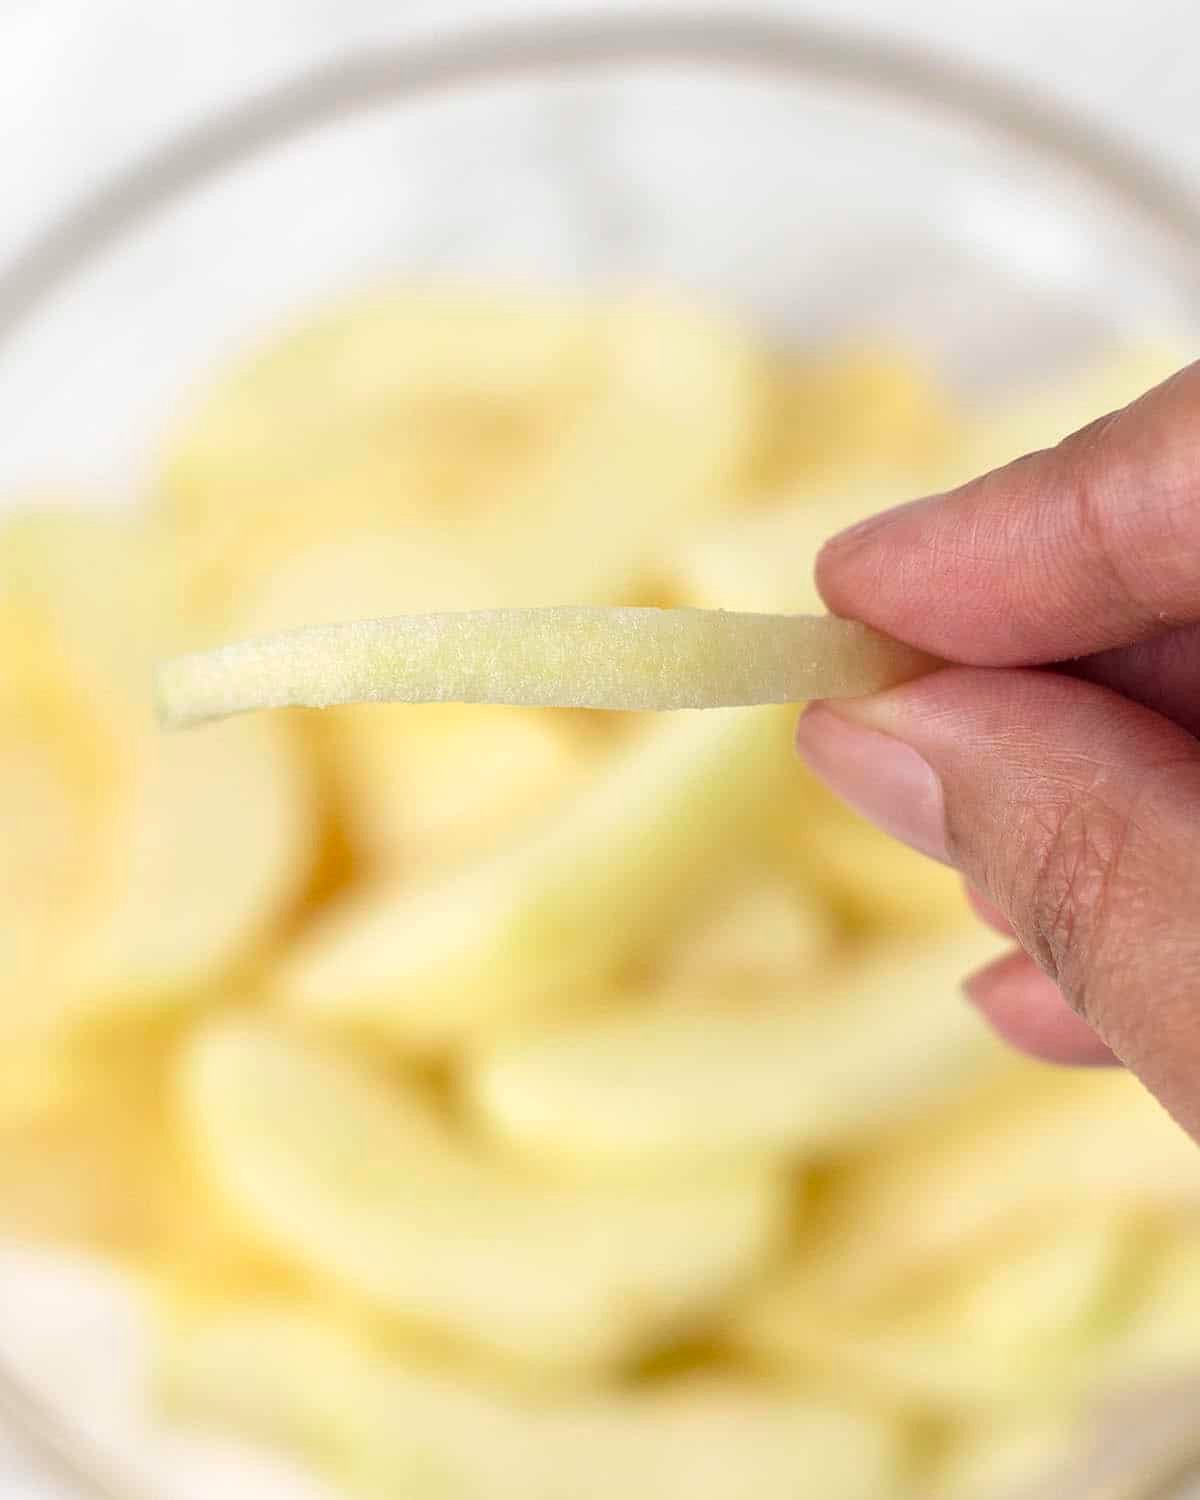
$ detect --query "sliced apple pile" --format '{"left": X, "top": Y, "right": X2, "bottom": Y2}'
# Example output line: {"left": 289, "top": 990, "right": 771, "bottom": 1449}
{"left": 158, "top": 1306, "right": 903, "bottom": 1500}
{"left": 154, "top": 289, "right": 598, "bottom": 619}
{"left": 465, "top": 295, "right": 768, "bottom": 605}
{"left": 949, "top": 341, "right": 1191, "bottom": 483}
{"left": 272, "top": 707, "right": 794, "bottom": 1051}
{"left": 749, "top": 345, "right": 960, "bottom": 498}
{"left": 466, "top": 927, "right": 1009, "bottom": 1167}
{"left": 729, "top": 1214, "right": 1136, "bottom": 1415}
{"left": 178, "top": 1021, "right": 786, "bottom": 1376}
{"left": 929, "top": 1420, "right": 1086, "bottom": 1500}
{"left": 774, "top": 778, "right": 978, "bottom": 936}
{"left": 228, "top": 531, "right": 597, "bottom": 875}
{"left": 657, "top": 876, "right": 835, "bottom": 997}
{"left": 792, "top": 1062, "right": 1200, "bottom": 1306}
{"left": 1103, "top": 1231, "right": 1200, "bottom": 1380}
{"left": 3, "top": 287, "right": 1192, "bottom": 1500}
{"left": 156, "top": 290, "right": 765, "bottom": 622}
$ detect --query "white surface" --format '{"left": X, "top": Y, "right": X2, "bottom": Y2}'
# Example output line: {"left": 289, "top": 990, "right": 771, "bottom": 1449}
{"left": 0, "top": 1247, "right": 340, "bottom": 1500}
{"left": 1, "top": 2, "right": 1198, "bottom": 1496}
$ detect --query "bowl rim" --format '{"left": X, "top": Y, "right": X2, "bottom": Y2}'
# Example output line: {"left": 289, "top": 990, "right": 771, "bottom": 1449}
{"left": 1, "top": 9, "right": 1200, "bottom": 349}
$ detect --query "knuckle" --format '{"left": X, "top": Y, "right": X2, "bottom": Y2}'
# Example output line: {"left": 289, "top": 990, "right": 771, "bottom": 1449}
{"left": 1068, "top": 441, "right": 1142, "bottom": 618}
{"left": 1014, "top": 785, "right": 1132, "bottom": 1029}
{"left": 1060, "top": 409, "right": 1191, "bottom": 631}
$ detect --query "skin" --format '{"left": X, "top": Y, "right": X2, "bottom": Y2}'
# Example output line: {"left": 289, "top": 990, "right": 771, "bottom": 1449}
{"left": 795, "top": 361, "right": 1200, "bottom": 1141}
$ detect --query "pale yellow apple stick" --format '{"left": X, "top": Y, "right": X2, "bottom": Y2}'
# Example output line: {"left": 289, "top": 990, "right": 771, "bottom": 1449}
{"left": 155, "top": 605, "right": 942, "bottom": 730}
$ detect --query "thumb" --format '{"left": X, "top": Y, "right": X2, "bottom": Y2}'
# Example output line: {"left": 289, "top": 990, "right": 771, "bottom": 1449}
{"left": 796, "top": 667, "right": 1200, "bottom": 1140}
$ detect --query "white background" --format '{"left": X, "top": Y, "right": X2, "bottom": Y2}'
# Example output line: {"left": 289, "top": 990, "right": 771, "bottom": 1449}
{"left": 0, "top": 1, "right": 1198, "bottom": 1496}
{"left": 2, "top": 0, "right": 1200, "bottom": 280}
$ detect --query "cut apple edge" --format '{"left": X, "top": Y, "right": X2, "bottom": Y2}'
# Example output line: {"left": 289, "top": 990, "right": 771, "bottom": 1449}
{"left": 156, "top": 606, "right": 942, "bottom": 729}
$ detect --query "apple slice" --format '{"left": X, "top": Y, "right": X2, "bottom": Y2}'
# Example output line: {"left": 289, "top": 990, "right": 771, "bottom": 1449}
{"left": 156, "top": 606, "right": 939, "bottom": 729}
{"left": 178, "top": 1021, "right": 785, "bottom": 1376}
{"left": 464, "top": 294, "right": 767, "bottom": 605}
{"left": 749, "top": 345, "right": 958, "bottom": 499}
{"left": 0, "top": 508, "right": 316, "bottom": 1031}
{"left": 155, "top": 289, "right": 764, "bottom": 620}
{"left": 0, "top": 625, "right": 108, "bottom": 991}
{"left": 776, "top": 781, "right": 978, "bottom": 936}
{"left": 658, "top": 877, "right": 835, "bottom": 996}
{"left": 949, "top": 342, "right": 1190, "bottom": 484}
{"left": 803, "top": 1062, "right": 1200, "bottom": 1306}
{"left": 158, "top": 1305, "right": 902, "bottom": 1500}
{"left": 466, "top": 928, "right": 1009, "bottom": 1167}
{"left": 154, "top": 287, "right": 600, "bottom": 619}
{"left": 668, "top": 488, "right": 916, "bottom": 615}
{"left": 274, "top": 707, "right": 793, "bottom": 1051}
{"left": 55, "top": 715, "right": 311, "bottom": 1021}
{"left": 729, "top": 1215, "right": 1133, "bottom": 1415}
{"left": 929, "top": 1421, "right": 1081, "bottom": 1500}
{"left": 1103, "top": 1232, "right": 1200, "bottom": 1381}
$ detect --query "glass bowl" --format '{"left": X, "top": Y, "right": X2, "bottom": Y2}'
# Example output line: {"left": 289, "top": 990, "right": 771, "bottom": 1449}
{"left": 1, "top": 13, "right": 1199, "bottom": 1500}
{"left": 3, "top": 11, "right": 1200, "bottom": 499}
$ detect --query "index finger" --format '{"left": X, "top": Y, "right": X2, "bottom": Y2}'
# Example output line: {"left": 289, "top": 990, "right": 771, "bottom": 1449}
{"left": 817, "top": 360, "right": 1200, "bottom": 665}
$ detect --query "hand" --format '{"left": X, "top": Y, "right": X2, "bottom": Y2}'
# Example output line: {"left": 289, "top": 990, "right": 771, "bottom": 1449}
{"left": 795, "top": 361, "right": 1200, "bottom": 1139}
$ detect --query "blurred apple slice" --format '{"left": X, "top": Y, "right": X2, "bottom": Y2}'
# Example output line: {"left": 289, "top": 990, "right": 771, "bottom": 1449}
{"left": 154, "top": 287, "right": 600, "bottom": 620}
{"left": 658, "top": 876, "right": 835, "bottom": 997}
{"left": 776, "top": 781, "right": 978, "bottom": 936}
{"left": 0, "top": 508, "right": 316, "bottom": 1032}
{"left": 949, "top": 342, "right": 1190, "bottom": 484}
{"left": 273, "top": 707, "right": 793, "bottom": 1051}
{"left": 469, "top": 293, "right": 768, "bottom": 604}
{"left": 748, "top": 345, "right": 959, "bottom": 499}
{"left": 806, "top": 1063, "right": 1200, "bottom": 1304}
{"left": 159, "top": 1307, "right": 903, "bottom": 1500}
{"left": 178, "top": 1022, "right": 786, "bottom": 1377}
{"left": 154, "top": 289, "right": 765, "bottom": 622}
{"left": 667, "top": 487, "right": 914, "bottom": 615}
{"left": 466, "top": 928, "right": 1009, "bottom": 1167}
{"left": 729, "top": 1215, "right": 1135, "bottom": 1415}
{"left": 335, "top": 702, "right": 595, "bottom": 876}
{"left": 56, "top": 715, "right": 311, "bottom": 1021}
{"left": 0, "top": 619, "right": 110, "bottom": 989}
{"left": 929, "top": 1419, "right": 1082, "bottom": 1500}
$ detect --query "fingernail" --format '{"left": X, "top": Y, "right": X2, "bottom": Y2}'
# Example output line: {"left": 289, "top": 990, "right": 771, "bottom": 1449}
{"left": 795, "top": 703, "right": 949, "bottom": 862}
